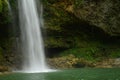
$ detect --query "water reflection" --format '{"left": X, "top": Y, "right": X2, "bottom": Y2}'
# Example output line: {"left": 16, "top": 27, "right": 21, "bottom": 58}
{"left": 0, "top": 69, "right": 120, "bottom": 80}
{"left": 22, "top": 73, "right": 46, "bottom": 80}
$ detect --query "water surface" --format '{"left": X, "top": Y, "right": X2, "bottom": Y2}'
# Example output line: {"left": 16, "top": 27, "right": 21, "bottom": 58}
{"left": 0, "top": 68, "right": 120, "bottom": 80}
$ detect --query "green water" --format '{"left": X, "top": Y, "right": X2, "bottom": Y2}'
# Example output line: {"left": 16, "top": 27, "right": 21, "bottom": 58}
{"left": 0, "top": 68, "right": 120, "bottom": 80}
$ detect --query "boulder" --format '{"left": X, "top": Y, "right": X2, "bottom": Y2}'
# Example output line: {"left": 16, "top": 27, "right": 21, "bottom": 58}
{"left": 0, "top": 66, "right": 9, "bottom": 72}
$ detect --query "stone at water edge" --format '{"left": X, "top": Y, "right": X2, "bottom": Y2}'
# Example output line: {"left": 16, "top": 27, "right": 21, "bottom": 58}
{"left": 0, "top": 66, "right": 9, "bottom": 72}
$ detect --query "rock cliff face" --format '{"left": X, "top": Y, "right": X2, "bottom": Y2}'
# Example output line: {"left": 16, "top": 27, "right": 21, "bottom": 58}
{"left": 0, "top": 0, "right": 17, "bottom": 69}
{"left": 43, "top": 0, "right": 120, "bottom": 48}
{"left": 73, "top": 0, "right": 120, "bottom": 36}
{"left": 44, "top": 0, "right": 120, "bottom": 36}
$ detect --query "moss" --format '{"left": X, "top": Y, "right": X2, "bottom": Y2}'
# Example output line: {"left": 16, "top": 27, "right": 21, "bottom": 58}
{"left": 44, "top": 7, "right": 74, "bottom": 31}
{"left": 0, "top": 0, "right": 2, "bottom": 12}
{"left": 43, "top": 1, "right": 83, "bottom": 48}
{"left": 0, "top": 0, "right": 10, "bottom": 25}
{"left": 59, "top": 42, "right": 120, "bottom": 62}
{"left": 74, "top": 0, "right": 85, "bottom": 8}
{"left": 73, "top": 0, "right": 120, "bottom": 35}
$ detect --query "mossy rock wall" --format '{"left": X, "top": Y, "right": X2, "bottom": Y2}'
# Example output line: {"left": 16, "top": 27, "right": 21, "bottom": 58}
{"left": 43, "top": 0, "right": 120, "bottom": 59}
{"left": 0, "top": 0, "right": 18, "bottom": 69}
{"left": 73, "top": 0, "right": 120, "bottom": 36}
{"left": 43, "top": 0, "right": 120, "bottom": 48}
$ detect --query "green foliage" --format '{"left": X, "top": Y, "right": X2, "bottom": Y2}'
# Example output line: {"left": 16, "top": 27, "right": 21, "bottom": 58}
{"left": 60, "top": 48, "right": 98, "bottom": 61}
{"left": 109, "top": 49, "right": 120, "bottom": 58}
{"left": 75, "top": 0, "right": 84, "bottom": 3}
{"left": 43, "top": 1, "right": 83, "bottom": 48}
{"left": 0, "top": 0, "right": 2, "bottom": 12}
{"left": 59, "top": 45, "right": 120, "bottom": 62}
{"left": 44, "top": 7, "right": 74, "bottom": 31}
{"left": 0, "top": 0, "right": 8, "bottom": 13}
{"left": 0, "top": 0, "right": 10, "bottom": 25}
{"left": 74, "top": 0, "right": 85, "bottom": 8}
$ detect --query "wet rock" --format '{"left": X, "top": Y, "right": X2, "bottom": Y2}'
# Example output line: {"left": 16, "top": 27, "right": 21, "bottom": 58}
{"left": 73, "top": 0, "right": 120, "bottom": 36}
{"left": 44, "top": 0, "right": 120, "bottom": 36}
{"left": 47, "top": 54, "right": 94, "bottom": 69}
{"left": 47, "top": 54, "right": 79, "bottom": 69}
{"left": 0, "top": 66, "right": 9, "bottom": 72}
{"left": 113, "top": 58, "right": 120, "bottom": 67}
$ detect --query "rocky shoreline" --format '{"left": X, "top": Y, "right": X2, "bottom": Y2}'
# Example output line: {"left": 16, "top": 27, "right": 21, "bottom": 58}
{"left": 1, "top": 55, "right": 120, "bottom": 72}
{"left": 0, "top": 66, "right": 11, "bottom": 75}
{"left": 47, "top": 55, "right": 120, "bottom": 69}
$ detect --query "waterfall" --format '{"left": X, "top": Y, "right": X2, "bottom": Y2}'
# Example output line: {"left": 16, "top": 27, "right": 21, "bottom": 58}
{"left": 18, "top": 0, "right": 50, "bottom": 73}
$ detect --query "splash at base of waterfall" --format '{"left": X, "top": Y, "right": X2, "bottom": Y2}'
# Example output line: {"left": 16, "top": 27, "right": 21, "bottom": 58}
{"left": 14, "top": 69, "right": 57, "bottom": 73}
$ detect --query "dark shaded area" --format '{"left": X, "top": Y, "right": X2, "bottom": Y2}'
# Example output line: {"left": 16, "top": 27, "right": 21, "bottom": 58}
{"left": 45, "top": 48, "right": 67, "bottom": 58}
{"left": 45, "top": 19, "right": 120, "bottom": 58}
{"left": 0, "top": 25, "right": 9, "bottom": 38}
{"left": 62, "top": 20, "right": 110, "bottom": 41}
{"left": 62, "top": 18, "right": 120, "bottom": 44}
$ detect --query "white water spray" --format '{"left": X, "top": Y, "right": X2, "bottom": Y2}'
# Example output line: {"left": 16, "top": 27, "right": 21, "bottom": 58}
{"left": 18, "top": 0, "right": 50, "bottom": 73}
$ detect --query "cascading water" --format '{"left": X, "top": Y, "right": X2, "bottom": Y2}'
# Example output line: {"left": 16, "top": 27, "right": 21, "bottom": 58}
{"left": 18, "top": 0, "right": 50, "bottom": 73}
